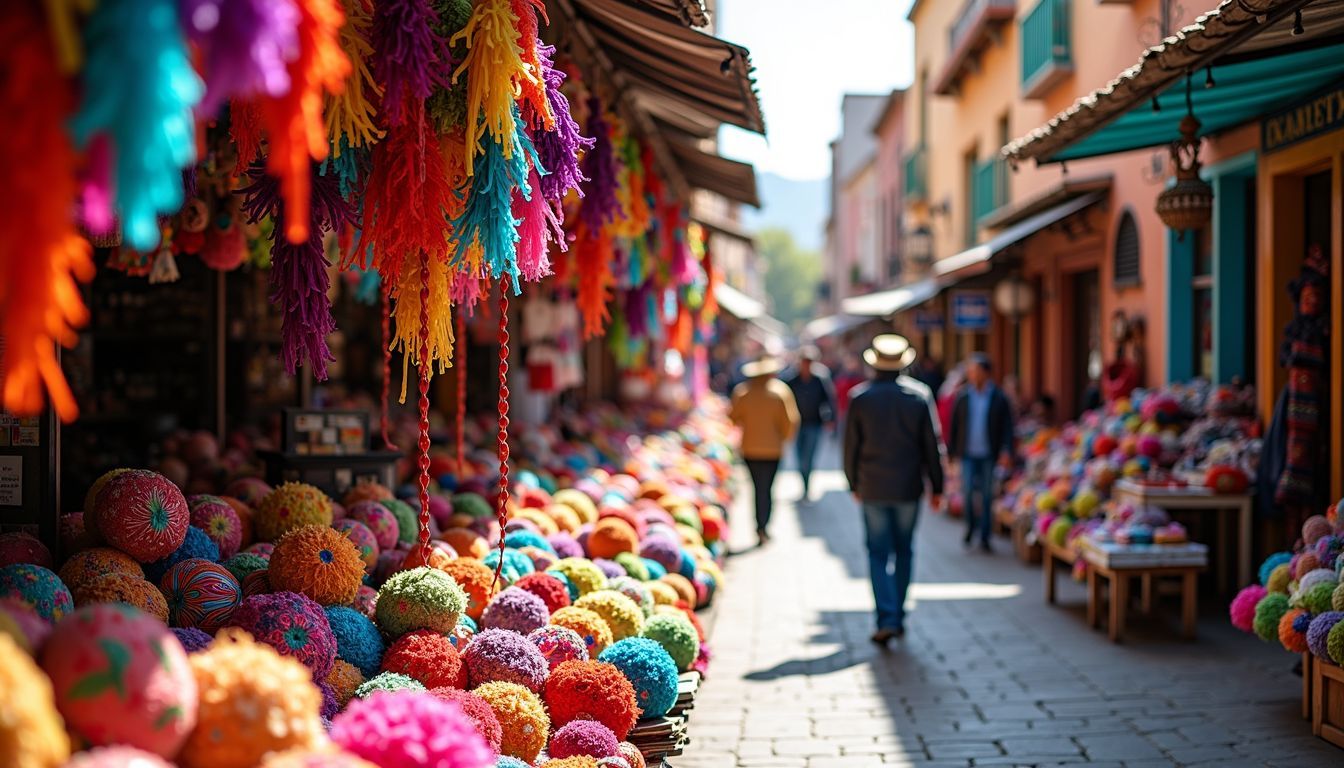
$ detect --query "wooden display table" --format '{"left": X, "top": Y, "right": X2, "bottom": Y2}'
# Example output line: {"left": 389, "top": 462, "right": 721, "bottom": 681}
{"left": 1042, "top": 540, "right": 1077, "bottom": 605}
{"left": 1079, "top": 539, "right": 1207, "bottom": 642}
{"left": 1313, "top": 656, "right": 1344, "bottom": 749}
{"left": 1112, "top": 479, "right": 1252, "bottom": 590}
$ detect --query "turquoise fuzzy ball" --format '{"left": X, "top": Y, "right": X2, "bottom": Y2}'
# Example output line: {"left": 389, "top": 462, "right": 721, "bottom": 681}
{"left": 504, "top": 530, "right": 555, "bottom": 555}
{"left": 641, "top": 558, "right": 668, "bottom": 581}
{"left": 599, "top": 637, "right": 680, "bottom": 719}
{"left": 325, "top": 604, "right": 385, "bottom": 677}
{"left": 1260, "top": 552, "right": 1293, "bottom": 585}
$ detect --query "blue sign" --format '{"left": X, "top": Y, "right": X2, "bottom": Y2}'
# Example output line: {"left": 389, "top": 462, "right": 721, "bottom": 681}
{"left": 914, "top": 310, "right": 944, "bottom": 332}
{"left": 951, "top": 291, "right": 991, "bottom": 331}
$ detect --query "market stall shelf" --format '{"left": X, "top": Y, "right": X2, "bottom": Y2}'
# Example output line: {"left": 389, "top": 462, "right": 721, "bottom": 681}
{"left": 1113, "top": 479, "right": 1252, "bottom": 591}
{"left": 1082, "top": 542, "right": 1206, "bottom": 642}
{"left": 1043, "top": 539, "right": 1078, "bottom": 606}
{"left": 1313, "top": 656, "right": 1344, "bottom": 749}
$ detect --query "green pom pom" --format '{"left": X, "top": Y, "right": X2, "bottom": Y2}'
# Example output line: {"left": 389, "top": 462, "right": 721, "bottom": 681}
{"left": 1332, "top": 583, "right": 1344, "bottom": 612}
{"left": 223, "top": 552, "right": 268, "bottom": 583}
{"left": 640, "top": 613, "right": 698, "bottom": 672}
{"left": 375, "top": 566, "right": 467, "bottom": 638}
{"left": 452, "top": 493, "right": 493, "bottom": 520}
{"left": 378, "top": 499, "right": 420, "bottom": 548}
{"left": 355, "top": 671, "right": 425, "bottom": 698}
{"left": 1329, "top": 621, "right": 1344, "bottom": 666}
{"left": 613, "top": 552, "right": 649, "bottom": 581}
{"left": 1254, "top": 593, "right": 1291, "bottom": 642}
{"left": 673, "top": 509, "right": 702, "bottom": 534}
{"left": 1304, "top": 582, "right": 1336, "bottom": 615}
{"left": 1046, "top": 517, "right": 1074, "bottom": 548}
{"left": 1267, "top": 564, "right": 1291, "bottom": 594}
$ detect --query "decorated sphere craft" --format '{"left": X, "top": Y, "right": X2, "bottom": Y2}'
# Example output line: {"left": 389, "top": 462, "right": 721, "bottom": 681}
{"left": 640, "top": 613, "right": 698, "bottom": 672}
{"left": 381, "top": 629, "right": 467, "bottom": 689}
{"left": 269, "top": 524, "right": 365, "bottom": 606}
{"left": 0, "top": 563, "right": 73, "bottom": 622}
{"left": 379, "top": 498, "right": 421, "bottom": 548}
{"left": 180, "top": 629, "right": 324, "bottom": 768}
{"left": 550, "top": 719, "right": 621, "bottom": 760}
{"left": 482, "top": 586, "right": 551, "bottom": 635}
{"left": 334, "top": 519, "right": 381, "bottom": 573}
{"left": 441, "top": 528, "right": 491, "bottom": 560}
{"left": 41, "top": 604, "right": 197, "bottom": 757}
{"left": 144, "top": 526, "right": 220, "bottom": 584}
{"left": 348, "top": 501, "right": 401, "bottom": 551}
{"left": 543, "top": 660, "right": 639, "bottom": 740}
{"left": 229, "top": 591, "right": 337, "bottom": 678}
{"left": 472, "top": 680, "right": 550, "bottom": 763}
{"left": 93, "top": 470, "right": 190, "bottom": 563}
{"left": 223, "top": 552, "right": 269, "bottom": 584}
{"left": 325, "top": 605, "right": 386, "bottom": 677}
{"left": 255, "top": 482, "right": 333, "bottom": 543}
{"left": 0, "top": 531, "right": 53, "bottom": 568}
{"left": 612, "top": 552, "right": 650, "bottom": 582}
{"left": 638, "top": 536, "right": 680, "bottom": 574}
{"left": 549, "top": 558, "right": 607, "bottom": 597}
{"left": 189, "top": 495, "right": 243, "bottom": 559}
{"left": 574, "top": 590, "right": 645, "bottom": 642}
{"left": 355, "top": 671, "right": 427, "bottom": 698}
{"left": 608, "top": 576, "right": 655, "bottom": 617}
{"left": 224, "top": 477, "right": 272, "bottom": 507}
{"left": 617, "top": 741, "right": 647, "bottom": 768}
{"left": 172, "top": 627, "right": 214, "bottom": 653}
{"left": 0, "top": 597, "right": 51, "bottom": 652}
{"left": 438, "top": 558, "right": 499, "bottom": 622}
{"left": 376, "top": 566, "right": 468, "bottom": 638}
{"left": 463, "top": 627, "right": 549, "bottom": 692}
{"left": 514, "top": 572, "right": 573, "bottom": 614}
{"left": 331, "top": 689, "right": 496, "bottom": 768}
{"left": 528, "top": 625, "right": 589, "bottom": 671}
{"left": 59, "top": 548, "right": 143, "bottom": 594}
{"left": 160, "top": 558, "right": 241, "bottom": 632}
{"left": 550, "top": 606, "right": 615, "bottom": 656}
{"left": 452, "top": 492, "right": 494, "bottom": 520}
{"left": 75, "top": 573, "right": 170, "bottom": 623}
{"left": 598, "top": 637, "right": 679, "bottom": 719}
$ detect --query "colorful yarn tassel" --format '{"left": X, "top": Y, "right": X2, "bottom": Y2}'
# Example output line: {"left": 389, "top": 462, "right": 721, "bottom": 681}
{"left": 230, "top": 99, "right": 265, "bottom": 174}
{"left": 370, "top": 0, "right": 449, "bottom": 126}
{"left": 574, "top": 224, "right": 614, "bottom": 339}
{"left": 614, "top": 137, "right": 650, "bottom": 238}
{"left": 78, "top": 134, "right": 115, "bottom": 238}
{"left": 512, "top": 167, "right": 562, "bottom": 283}
{"left": 452, "top": 112, "right": 538, "bottom": 289}
{"left": 452, "top": 0, "right": 543, "bottom": 174}
{"left": 532, "top": 44, "right": 591, "bottom": 203}
{"left": 257, "top": 0, "right": 351, "bottom": 244}
{"left": 579, "top": 96, "right": 620, "bottom": 231}
{"left": 451, "top": 269, "right": 486, "bottom": 314}
{"left": 510, "top": 0, "right": 552, "bottom": 130}
{"left": 181, "top": 0, "right": 300, "bottom": 115}
{"left": 391, "top": 253, "right": 454, "bottom": 401}
{"left": 327, "top": 0, "right": 384, "bottom": 150}
{"left": 0, "top": 3, "right": 94, "bottom": 421}
{"left": 68, "top": 0, "right": 204, "bottom": 252}
{"left": 43, "top": 0, "right": 97, "bottom": 72}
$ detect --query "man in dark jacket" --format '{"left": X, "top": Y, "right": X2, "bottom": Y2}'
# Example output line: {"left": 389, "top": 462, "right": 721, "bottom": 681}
{"left": 947, "top": 353, "right": 1015, "bottom": 552}
{"left": 844, "top": 335, "right": 944, "bottom": 645}
{"left": 784, "top": 346, "right": 835, "bottom": 502}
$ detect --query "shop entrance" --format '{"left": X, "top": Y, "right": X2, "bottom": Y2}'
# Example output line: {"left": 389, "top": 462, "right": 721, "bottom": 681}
{"left": 1069, "top": 269, "right": 1101, "bottom": 418}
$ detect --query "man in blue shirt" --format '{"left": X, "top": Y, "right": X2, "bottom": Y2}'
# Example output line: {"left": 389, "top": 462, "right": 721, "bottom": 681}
{"left": 947, "top": 354, "right": 1015, "bottom": 552}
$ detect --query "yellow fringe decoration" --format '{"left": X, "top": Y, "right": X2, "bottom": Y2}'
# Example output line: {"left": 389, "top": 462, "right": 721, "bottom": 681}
{"left": 326, "top": 0, "right": 383, "bottom": 153}
{"left": 42, "top": 0, "right": 96, "bottom": 73}
{"left": 392, "top": 254, "right": 454, "bottom": 403}
{"left": 450, "top": 0, "right": 544, "bottom": 175}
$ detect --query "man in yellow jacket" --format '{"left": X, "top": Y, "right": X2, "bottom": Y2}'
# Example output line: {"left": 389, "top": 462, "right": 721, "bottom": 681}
{"left": 729, "top": 356, "right": 800, "bottom": 546}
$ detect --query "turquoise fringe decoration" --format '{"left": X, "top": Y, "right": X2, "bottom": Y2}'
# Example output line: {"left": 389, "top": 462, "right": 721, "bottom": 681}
{"left": 452, "top": 111, "right": 540, "bottom": 292}
{"left": 68, "top": 0, "right": 203, "bottom": 251}
{"left": 354, "top": 268, "right": 381, "bottom": 305}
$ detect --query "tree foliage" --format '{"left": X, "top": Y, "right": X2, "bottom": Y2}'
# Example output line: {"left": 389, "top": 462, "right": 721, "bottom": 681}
{"left": 756, "top": 227, "right": 821, "bottom": 329}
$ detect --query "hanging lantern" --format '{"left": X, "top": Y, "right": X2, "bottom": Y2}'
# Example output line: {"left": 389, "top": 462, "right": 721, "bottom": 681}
{"left": 1155, "top": 113, "right": 1212, "bottom": 237}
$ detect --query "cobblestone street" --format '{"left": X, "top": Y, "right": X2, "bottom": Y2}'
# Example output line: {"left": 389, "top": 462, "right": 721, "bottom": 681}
{"left": 680, "top": 446, "right": 1340, "bottom": 768}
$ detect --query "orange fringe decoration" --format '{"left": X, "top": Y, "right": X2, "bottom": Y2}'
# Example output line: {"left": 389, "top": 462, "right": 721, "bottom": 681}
{"left": 258, "top": 0, "right": 350, "bottom": 244}
{"left": 0, "top": 4, "right": 94, "bottom": 421}
{"left": 573, "top": 223, "right": 613, "bottom": 339}
{"left": 511, "top": 0, "right": 552, "bottom": 131}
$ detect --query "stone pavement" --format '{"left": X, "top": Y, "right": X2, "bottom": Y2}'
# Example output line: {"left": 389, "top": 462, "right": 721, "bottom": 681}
{"left": 677, "top": 446, "right": 1339, "bottom": 768}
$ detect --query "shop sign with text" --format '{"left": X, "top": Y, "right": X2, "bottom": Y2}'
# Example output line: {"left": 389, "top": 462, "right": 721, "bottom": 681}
{"left": 1263, "top": 85, "right": 1344, "bottom": 154}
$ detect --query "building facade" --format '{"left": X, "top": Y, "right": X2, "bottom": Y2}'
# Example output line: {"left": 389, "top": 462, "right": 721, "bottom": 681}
{"left": 822, "top": 94, "right": 888, "bottom": 314}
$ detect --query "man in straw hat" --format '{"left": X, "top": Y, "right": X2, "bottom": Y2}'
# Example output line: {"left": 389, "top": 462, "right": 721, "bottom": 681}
{"left": 729, "top": 355, "right": 800, "bottom": 546}
{"left": 844, "top": 335, "right": 945, "bottom": 645}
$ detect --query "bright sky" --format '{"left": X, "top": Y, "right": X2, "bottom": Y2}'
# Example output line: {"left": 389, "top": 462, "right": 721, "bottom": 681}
{"left": 716, "top": 0, "right": 916, "bottom": 181}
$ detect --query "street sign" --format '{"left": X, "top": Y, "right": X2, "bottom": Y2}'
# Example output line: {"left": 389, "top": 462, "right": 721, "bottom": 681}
{"left": 951, "top": 291, "right": 991, "bottom": 331}
{"left": 914, "top": 310, "right": 944, "bottom": 332}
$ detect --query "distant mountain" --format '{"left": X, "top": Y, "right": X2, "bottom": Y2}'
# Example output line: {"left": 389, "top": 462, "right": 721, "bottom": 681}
{"left": 742, "top": 172, "right": 827, "bottom": 252}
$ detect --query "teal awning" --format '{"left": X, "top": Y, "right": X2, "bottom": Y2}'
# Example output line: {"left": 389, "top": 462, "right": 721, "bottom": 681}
{"left": 1052, "top": 48, "right": 1344, "bottom": 162}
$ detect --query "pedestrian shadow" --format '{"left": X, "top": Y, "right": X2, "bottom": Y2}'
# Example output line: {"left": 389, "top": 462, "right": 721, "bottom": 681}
{"left": 795, "top": 488, "right": 874, "bottom": 580}
{"left": 742, "top": 610, "right": 921, "bottom": 682}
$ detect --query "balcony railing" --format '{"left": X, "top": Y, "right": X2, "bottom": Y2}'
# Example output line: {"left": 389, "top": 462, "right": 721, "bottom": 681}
{"left": 972, "top": 158, "right": 1008, "bottom": 227}
{"left": 1020, "top": 0, "right": 1073, "bottom": 99}
{"left": 935, "top": 0, "right": 1016, "bottom": 95}
{"left": 904, "top": 145, "right": 927, "bottom": 202}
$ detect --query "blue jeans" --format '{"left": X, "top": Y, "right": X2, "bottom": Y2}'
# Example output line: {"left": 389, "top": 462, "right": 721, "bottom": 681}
{"left": 794, "top": 423, "right": 823, "bottom": 494}
{"left": 862, "top": 502, "right": 920, "bottom": 631}
{"left": 963, "top": 456, "right": 995, "bottom": 545}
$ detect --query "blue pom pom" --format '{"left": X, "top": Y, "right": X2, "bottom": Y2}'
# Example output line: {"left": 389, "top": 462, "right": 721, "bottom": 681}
{"left": 144, "top": 526, "right": 220, "bottom": 582}
{"left": 484, "top": 549, "right": 536, "bottom": 583}
{"left": 494, "top": 757, "right": 531, "bottom": 768}
{"left": 325, "top": 605, "right": 385, "bottom": 677}
{"left": 546, "top": 570, "right": 579, "bottom": 602}
{"left": 504, "top": 529, "right": 556, "bottom": 555}
{"left": 599, "top": 637, "right": 680, "bottom": 719}
{"left": 642, "top": 558, "right": 668, "bottom": 581}
{"left": 1260, "top": 552, "right": 1293, "bottom": 585}
{"left": 515, "top": 470, "right": 540, "bottom": 490}
{"left": 677, "top": 549, "right": 697, "bottom": 580}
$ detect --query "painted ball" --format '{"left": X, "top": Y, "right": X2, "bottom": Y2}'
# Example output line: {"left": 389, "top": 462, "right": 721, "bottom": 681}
{"left": 354, "top": 671, "right": 425, "bottom": 698}
{"left": 463, "top": 627, "right": 548, "bottom": 692}
{"left": 550, "top": 606, "right": 614, "bottom": 656}
{"left": 189, "top": 495, "right": 243, "bottom": 560}
{"left": 334, "top": 519, "right": 380, "bottom": 573}
{"left": 255, "top": 483, "right": 333, "bottom": 543}
{"left": 347, "top": 501, "right": 399, "bottom": 551}
{"left": 381, "top": 629, "right": 467, "bottom": 689}
{"left": 94, "top": 470, "right": 190, "bottom": 563}
{"left": 41, "top": 604, "right": 197, "bottom": 757}
{"left": 161, "top": 558, "right": 241, "bottom": 632}
{"left": 1308, "top": 611, "right": 1344, "bottom": 659}
{"left": 0, "top": 531, "right": 53, "bottom": 569}
{"left": 376, "top": 566, "right": 468, "bottom": 638}
{"left": 528, "top": 625, "right": 589, "bottom": 671}
{"left": 355, "top": 585, "right": 378, "bottom": 618}
{"left": 85, "top": 468, "right": 132, "bottom": 520}
{"left": 543, "top": 660, "right": 638, "bottom": 740}
{"left": 325, "top": 605, "right": 385, "bottom": 677}
{"left": 428, "top": 687, "right": 503, "bottom": 752}
{"left": 59, "top": 548, "right": 143, "bottom": 594}
{"left": 598, "top": 637, "right": 679, "bottom": 719}
{"left": 439, "top": 558, "right": 500, "bottom": 622}
{"left": 514, "top": 572, "right": 572, "bottom": 614}
{"left": 0, "top": 563, "right": 72, "bottom": 623}
{"left": 330, "top": 689, "right": 495, "bottom": 768}
{"left": 574, "top": 591, "right": 644, "bottom": 642}
{"left": 483, "top": 587, "right": 551, "bottom": 635}
{"left": 74, "top": 573, "right": 169, "bottom": 623}
{"left": 639, "top": 613, "right": 698, "bottom": 672}
{"left": 241, "top": 568, "right": 271, "bottom": 597}
{"left": 379, "top": 498, "right": 420, "bottom": 548}
{"left": 229, "top": 591, "right": 337, "bottom": 677}
{"left": 473, "top": 681, "right": 550, "bottom": 763}
{"left": 180, "top": 628, "right": 325, "bottom": 768}
{"left": 269, "top": 525, "right": 365, "bottom": 606}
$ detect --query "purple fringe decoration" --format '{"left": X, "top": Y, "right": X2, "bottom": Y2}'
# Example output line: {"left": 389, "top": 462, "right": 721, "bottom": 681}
{"left": 532, "top": 45, "right": 592, "bottom": 203}
{"left": 625, "top": 282, "right": 652, "bottom": 340}
{"left": 371, "top": 0, "right": 450, "bottom": 126}
{"left": 180, "top": 0, "right": 299, "bottom": 115}
{"left": 579, "top": 95, "right": 620, "bottom": 231}
{"left": 238, "top": 164, "right": 354, "bottom": 379}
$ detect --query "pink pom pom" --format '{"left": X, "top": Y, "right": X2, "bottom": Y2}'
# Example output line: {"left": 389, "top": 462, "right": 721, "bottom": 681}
{"left": 331, "top": 690, "right": 495, "bottom": 768}
{"left": 1230, "top": 584, "right": 1267, "bottom": 632}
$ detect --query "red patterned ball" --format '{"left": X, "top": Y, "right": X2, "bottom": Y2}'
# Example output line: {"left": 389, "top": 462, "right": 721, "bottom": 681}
{"left": 514, "top": 572, "right": 572, "bottom": 614}
{"left": 160, "top": 559, "right": 241, "bottom": 632}
{"left": 429, "top": 686, "right": 503, "bottom": 752}
{"left": 94, "top": 470, "right": 190, "bottom": 563}
{"left": 0, "top": 532, "right": 53, "bottom": 568}
{"left": 381, "top": 629, "right": 467, "bottom": 689}
{"left": 242, "top": 568, "right": 272, "bottom": 597}
{"left": 333, "top": 519, "right": 380, "bottom": 573}
{"left": 228, "top": 591, "right": 337, "bottom": 677}
{"left": 346, "top": 501, "right": 399, "bottom": 551}
{"left": 189, "top": 495, "right": 243, "bottom": 559}
{"left": 543, "top": 660, "right": 638, "bottom": 740}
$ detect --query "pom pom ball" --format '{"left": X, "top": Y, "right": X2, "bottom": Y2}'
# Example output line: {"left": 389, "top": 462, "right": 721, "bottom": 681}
{"left": 472, "top": 681, "right": 550, "bottom": 763}
{"left": 543, "top": 660, "right": 638, "bottom": 739}
{"left": 1280, "top": 608, "right": 1311, "bottom": 653}
{"left": 379, "top": 499, "right": 420, "bottom": 548}
{"left": 441, "top": 528, "right": 491, "bottom": 560}
{"left": 1318, "top": 535, "right": 1344, "bottom": 568}
{"left": 586, "top": 519, "right": 639, "bottom": 560}
{"left": 348, "top": 501, "right": 401, "bottom": 551}
{"left": 74, "top": 573, "right": 169, "bottom": 623}
{"left": 452, "top": 493, "right": 494, "bottom": 519}
{"left": 645, "top": 581, "right": 680, "bottom": 608}
{"left": 1267, "top": 564, "right": 1292, "bottom": 594}
{"left": 325, "top": 605, "right": 386, "bottom": 677}
{"left": 514, "top": 572, "right": 572, "bottom": 614}
{"left": 0, "top": 597, "right": 51, "bottom": 651}
{"left": 242, "top": 569, "right": 271, "bottom": 597}
{"left": 269, "top": 525, "right": 365, "bottom": 606}
{"left": 258, "top": 748, "right": 378, "bottom": 768}
{"left": 608, "top": 577, "right": 654, "bottom": 617}
{"left": 550, "top": 558, "right": 607, "bottom": 597}
{"left": 505, "top": 528, "right": 554, "bottom": 553}
{"left": 93, "top": 470, "right": 190, "bottom": 563}
{"left": 223, "top": 552, "right": 269, "bottom": 583}
{"left": 382, "top": 629, "right": 466, "bottom": 689}
{"left": 334, "top": 519, "right": 381, "bottom": 573}
{"left": 0, "top": 632, "right": 70, "bottom": 768}
{"left": 244, "top": 542, "right": 275, "bottom": 558}
{"left": 548, "top": 533, "right": 584, "bottom": 559}
{"left": 64, "top": 746, "right": 176, "bottom": 768}
{"left": 41, "top": 604, "right": 197, "bottom": 757}
{"left": 1308, "top": 612, "right": 1344, "bottom": 659}
{"left": 483, "top": 587, "right": 551, "bottom": 635}
{"left": 439, "top": 558, "right": 500, "bottom": 621}
{"left": 355, "top": 671, "right": 426, "bottom": 698}
{"left": 612, "top": 552, "right": 649, "bottom": 581}
{"left": 181, "top": 629, "right": 325, "bottom": 768}
{"left": 1333, "top": 583, "right": 1344, "bottom": 612}
{"left": 550, "top": 720, "right": 620, "bottom": 760}
{"left": 376, "top": 567, "right": 468, "bottom": 638}
{"left": 1260, "top": 552, "right": 1293, "bottom": 585}
{"left": 160, "top": 559, "right": 241, "bottom": 631}
{"left": 229, "top": 591, "right": 337, "bottom": 677}
{"left": 256, "top": 483, "right": 333, "bottom": 543}
{"left": 598, "top": 637, "right": 679, "bottom": 719}
{"left": 639, "top": 613, "right": 698, "bottom": 672}
{"left": 325, "top": 659, "right": 365, "bottom": 708}
{"left": 189, "top": 495, "right": 243, "bottom": 559}
{"left": 343, "top": 481, "right": 393, "bottom": 508}
{"left": 172, "top": 627, "right": 214, "bottom": 653}
{"left": 450, "top": 614, "right": 478, "bottom": 649}
{"left": 640, "top": 559, "right": 668, "bottom": 581}
{"left": 593, "top": 559, "right": 626, "bottom": 581}
{"left": 528, "top": 625, "right": 589, "bottom": 670}
{"left": 1305, "top": 516, "right": 1333, "bottom": 547}
{"left": 463, "top": 627, "right": 548, "bottom": 692}
{"left": 1330, "top": 621, "right": 1344, "bottom": 666}
{"left": 331, "top": 689, "right": 496, "bottom": 768}
{"left": 429, "top": 687, "right": 503, "bottom": 752}
{"left": 224, "top": 477, "right": 272, "bottom": 507}
{"left": 617, "top": 742, "right": 645, "bottom": 768}
{"left": 0, "top": 563, "right": 72, "bottom": 622}
{"left": 1295, "top": 553, "right": 1323, "bottom": 578}
{"left": 0, "top": 531, "right": 53, "bottom": 568}
{"left": 638, "top": 537, "right": 680, "bottom": 574}
{"left": 574, "top": 591, "right": 644, "bottom": 642}
{"left": 1229, "top": 585, "right": 1266, "bottom": 632}
{"left": 59, "top": 548, "right": 143, "bottom": 594}
{"left": 540, "top": 759, "right": 600, "bottom": 768}
{"left": 550, "top": 606, "right": 614, "bottom": 656}
{"left": 144, "top": 526, "right": 220, "bottom": 584}
{"left": 1302, "top": 581, "right": 1337, "bottom": 615}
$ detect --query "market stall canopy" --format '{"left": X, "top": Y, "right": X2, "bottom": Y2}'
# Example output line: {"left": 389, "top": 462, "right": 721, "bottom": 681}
{"left": 665, "top": 134, "right": 760, "bottom": 208}
{"left": 633, "top": 0, "right": 711, "bottom": 26}
{"left": 714, "top": 282, "right": 767, "bottom": 320}
{"left": 1004, "top": 0, "right": 1344, "bottom": 164}
{"left": 563, "top": 0, "right": 765, "bottom": 134}
{"left": 934, "top": 191, "right": 1107, "bottom": 281}
{"left": 802, "top": 313, "right": 875, "bottom": 340}
{"left": 841, "top": 277, "right": 942, "bottom": 318}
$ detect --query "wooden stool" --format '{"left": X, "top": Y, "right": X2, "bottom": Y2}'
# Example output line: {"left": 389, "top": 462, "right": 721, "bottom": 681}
{"left": 1043, "top": 541, "right": 1077, "bottom": 605}
{"left": 1086, "top": 561, "right": 1202, "bottom": 642}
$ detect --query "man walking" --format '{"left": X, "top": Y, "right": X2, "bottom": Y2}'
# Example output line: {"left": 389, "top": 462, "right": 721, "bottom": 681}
{"left": 947, "top": 353, "right": 1015, "bottom": 552}
{"left": 843, "top": 335, "right": 944, "bottom": 645}
{"left": 730, "top": 356, "right": 800, "bottom": 547}
{"left": 784, "top": 346, "right": 835, "bottom": 502}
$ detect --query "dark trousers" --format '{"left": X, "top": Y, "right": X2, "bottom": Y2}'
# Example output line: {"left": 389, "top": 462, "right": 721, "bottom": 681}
{"left": 963, "top": 456, "right": 995, "bottom": 545}
{"left": 744, "top": 459, "right": 780, "bottom": 533}
{"left": 795, "top": 423, "right": 823, "bottom": 494}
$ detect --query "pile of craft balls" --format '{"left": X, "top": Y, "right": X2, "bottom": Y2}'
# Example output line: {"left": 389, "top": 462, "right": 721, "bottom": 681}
{"left": 0, "top": 403, "right": 730, "bottom": 767}
{"left": 1230, "top": 509, "right": 1344, "bottom": 665}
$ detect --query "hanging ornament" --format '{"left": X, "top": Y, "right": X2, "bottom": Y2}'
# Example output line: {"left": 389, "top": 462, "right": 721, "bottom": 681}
{"left": 492, "top": 278, "right": 513, "bottom": 587}
{"left": 531, "top": 44, "right": 592, "bottom": 203}
{"left": 510, "top": 0, "right": 553, "bottom": 130}
{"left": 452, "top": 0, "right": 545, "bottom": 174}
{"left": 578, "top": 96, "right": 620, "bottom": 230}
{"left": 574, "top": 223, "right": 614, "bottom": 339}
{"left": 230, "top": 99, "right": 265, "bottom": 174}
{"left": 513, "top": 167, "right": 562, "bottom": 283}
{"left": 451, "top": 110, "right": 539, "bottom": 288}
{"left": 390, "top": 248, "right": 454, "bottom": 401}
{"left": 370, "top": 0, "right": 449, "bottom": 127}
{"left": 1155, "top": 78, "right": 1212, "bottom": 238}
{"left": 326, "top": 0, "right": 385, "bottom": 151}
{"left": 0, "top": 3, "right": 94, "bottom": 421}
{"left": 180, "top": 0, "right": 301, "bottom": 115}
{"left": 379, "top": 280, "right": 398, "bottom": 451}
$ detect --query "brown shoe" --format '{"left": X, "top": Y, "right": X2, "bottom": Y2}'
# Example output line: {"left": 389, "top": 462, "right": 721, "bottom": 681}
{"left": 870, "top": 628, "right": 897, "bottom": 645}
{"left": 756, "top": 529, "right": 771, "bottom": 547}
